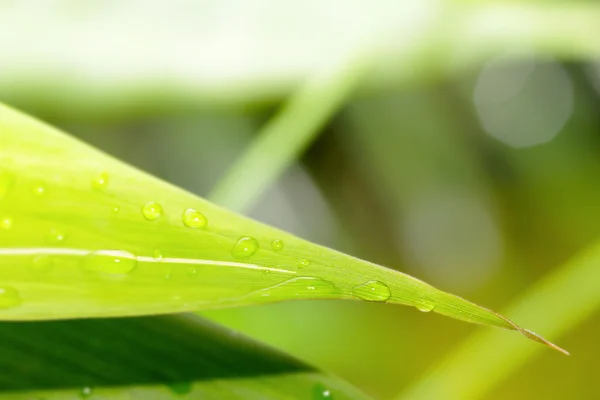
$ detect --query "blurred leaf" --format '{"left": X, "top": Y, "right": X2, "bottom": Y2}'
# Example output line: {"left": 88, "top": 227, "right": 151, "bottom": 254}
{"left": 2, "top": 2, "right": 600, "bottom": 119}
{"left": 0, "top": 314, "right": 367, "bottom": 399}
{"left": 0, "top": 103, "right": 565, "bottom": 354}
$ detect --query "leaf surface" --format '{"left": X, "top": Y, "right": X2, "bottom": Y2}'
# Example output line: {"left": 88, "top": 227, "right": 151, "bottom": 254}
{"left": 0, "top": 103, "right": 566, "bottom": 354}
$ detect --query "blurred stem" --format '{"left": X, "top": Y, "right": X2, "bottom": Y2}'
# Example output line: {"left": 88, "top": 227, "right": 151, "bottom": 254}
{"left": 396, "top": 240, "right": 600, "bottom": 400}
{"left": 209, "top": 55, "right": 368, "bottom": 213}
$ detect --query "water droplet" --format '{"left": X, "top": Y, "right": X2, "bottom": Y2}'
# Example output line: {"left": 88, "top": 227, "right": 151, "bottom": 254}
{"left": 313, "top": 383, "right": 333, "bottom": 399}
{"left": 0, "top": 171, "right": 14, "bottom": 201}
{"left": 83, "top": 250, "right": 137, "bottom": 275}
{"left": 415, "top": 300, "right": 435, "bottom": 313}
{"left": 187, "top": 267, "right": 198, "bottom": 278}
{"left": 111, "top": 206, "right": 120, "bottom": 214}
{"left": 232, "top": 236, "right": 259, "bottom": 258}
{"left": 92, "top": 171, "right": 109, "bottom": 191}
{"left": 153, "top": 248, "right": 164, "bottom": 260}
{"left": 33, "top": 185, "right": 46, "bottom": 196}
{"left": 32, "top": 255, "right": 53, "bottom": 273}
{"left": 169, "top": 381, "right": 193, "bottom": 395}
{"left": 0, "top": 286, "right": 22, "bottom": 309}
{"left": 142, "top": 201, "right": 163, "bottom": 221}
{"left": 164, "top": 267, "right": 173, "bottom": 280}
{"left": 271, "top": 239, "right": 284, "bottom": 251}
{"left": 47, "top": 228, "right": 67, "bottom": 243}
{"left": 79, "top": 386, "right": 92, "bottom": 398}
{"left": 0, "top": 216, "right": 12, "bottom": 230}
{"left": 256, "top": 277, "right": 341, "bottom": 299}
{"left": 351, "top": 280, "right": 391, "bottom": 302}
{"left": 182, "top": 208, "right": 207, "bottom": 228}
{"left": 297, "top": 258, "right": 310, "bottom": 268}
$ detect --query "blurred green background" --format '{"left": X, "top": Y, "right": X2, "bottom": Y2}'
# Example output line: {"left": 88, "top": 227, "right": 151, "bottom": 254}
{"left": 2, "top": 1, "right": 599, "bottom": 399}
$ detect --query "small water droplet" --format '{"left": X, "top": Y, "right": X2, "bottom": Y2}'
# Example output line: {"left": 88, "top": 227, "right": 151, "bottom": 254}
{"left": 415, "top": 300, "right": 435, "bottom": 313}
{"left": 164, "top": 267, "right": 173, "bottom": 280}
{"left": 0, "top": 216, "right": 12, "bottom": 230}
{"left": 182, "top": 208, "right": 207, "bottom": 228}
{"left": 256, "top": 277, "right": 341, "bottom": 299}
{"left": 297, "top": 258, "right": 310, "bottom": 268}
{"left": 32, "top": 255, "right": 53, "bottom": 273}
{"left": 0, "top": 171, "right": 14, "bottom": 200}
{"left": 169, "top": 381, "right": 192, "bottom": 395}
{"left": 232, "top": 236, "right": 259, "bottom": 258}
{"left": 111, "top": 206, "right": 120, "bottom": 214}
{"left": 313, "top": 383, "right": 333, "bottom": 399}
{"left": 47, "top": 228, "right": 67, "bottom": 243}
{"left": 33, "top": 185, "right": 46, "bottom": 196}
{"left": 142, "top": 201, "right": 163, "bottom": 221}
{"left": 187, "top": 267, "right": 198, "bottom": 278}
{"left": 83, "top": 250, "right": 137, "bottom": 275}
{"left": 0, "top": 286, "right": 22, "bottom": 309}
{"left": 271, "top": 239, "right": 284, "bottom": 251}
{"left": 153, "top": 248, "right": 164, "bottom": 260}
{"left": 79, "top": 386, "right": 92, "bottom": 398}
{"left": 92, "top": 171, "right": 109, "bottom": 191}
{"left": 351, "top": 280, "right": 391, "bottom": 302}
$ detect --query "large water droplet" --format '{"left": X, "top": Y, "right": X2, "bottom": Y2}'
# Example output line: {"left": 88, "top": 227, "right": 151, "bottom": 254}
{"left": 0, "top": 171, "right": 14, "bottom": 201}
{"left": 0, "top": 216, "right": 12, "bottom": 230}
{"left": 232, "top": 237, "right": 259, "bottom": 258}
{"left": 271, "top": 239, "right": 284, "bottom": 251}
{"left": 92, "top": 171, "right": 109, "bottom": 191}
{"left": 182, "top": 208, "right": 207, "bottom": 228}
{"left": 0, "top": 286, "right": 22, "bottom": 309}
{"left": 351, "top": 280, "right": 391, "bottom": 302}
{"left": 415, "top": 300, "right": 435, "bottom": 313}
{"left": 142, "top": 201, "right": 163, "bottom": 221}
{"left": 83, "top": 250, "right": 137, "bottom": 275}
{"left": 313, "top": 383, "right": 333, "bottom": 399}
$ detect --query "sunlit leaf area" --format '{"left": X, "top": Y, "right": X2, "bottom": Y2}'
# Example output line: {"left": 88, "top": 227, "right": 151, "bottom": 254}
{"left": 1, "top": 1, "right": 600, "bottom": 399}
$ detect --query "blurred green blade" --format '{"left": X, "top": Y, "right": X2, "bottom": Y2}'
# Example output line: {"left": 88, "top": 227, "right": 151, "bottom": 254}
{"left": 0, "top": 103, "right": 565, "bottom": 353}
{"left": 0, "top": 314, "right": 367, "bottom": 399}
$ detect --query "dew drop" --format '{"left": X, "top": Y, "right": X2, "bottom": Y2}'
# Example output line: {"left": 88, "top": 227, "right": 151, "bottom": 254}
{"left": 79, "top": 386, "right": 92, "bottom": 398}
{"left": 351, "top": 280, "right": 391, "bottom": 302}
{"left": 0, "top": 171, "right": 14, "bottom": 200}
{"left": 142, "top": 201, "right": 163, "bottom": 221}
{"left": 83, "top": 250, "right": 137, "bottom": 275}
{"left": 32, "top": 255, "right": 53, "bottom": 273}
{"left": 0, "top": 216, "right": 12, "bottom": 230}
{"left": 271, "top": 239, "right": 284, "bottom": 251}
{"left": 297, "top": 258, "right": 310, "bottom": 268}
{"left": 111, "top": 206, "right": 120, "bottom": 214}
{"left": 232, "top": 236, "right": 259, "bottom": 258}
{"left": 0, "top": 286, "right": 22, "bottom": 309}
{"left": 164, "top": 267, "right": 173, "bottom": 280}
{"left": 415, "top": 300, "right": 435, "bottom": 313}
{"left": 33, "top": 185, "right": 46, "bottom": 196}
{"left": 187, "top": 266, "right": 198, "bottom": 278}
{"left": 313, "top": 383, "right": 333, "bottom": 399}
{"left": 169, "top": 381, "right": 193, "bottom": 395}
{"left": 182, "top": 208, "right": 207, "bottom": 228}
{"left": 92, "top": 171, "right": 109, "bottom": 191}
{"left": 256, "top": 277, "right": 341, "bottom": 299}
{"left": 47, "top": 228, "right": 67, "bottom": 243}
{"left": 153, "top": 248, "right": 164, "bottom": 260}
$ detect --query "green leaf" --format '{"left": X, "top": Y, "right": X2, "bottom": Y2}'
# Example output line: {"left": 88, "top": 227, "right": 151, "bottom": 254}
{"left": 0, "top": 103, "right": 566, "bottom": 354}
{"left": 0, "top": 314, "right": 366, "bottom": 399}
